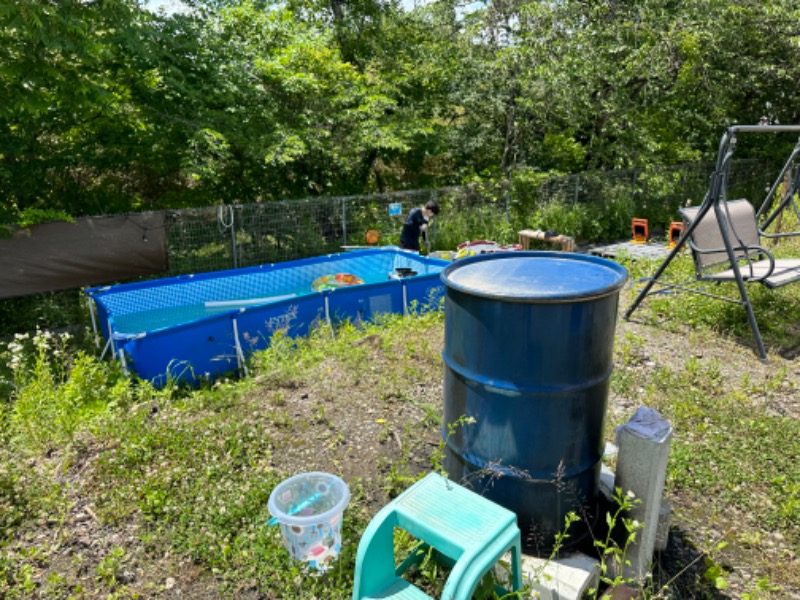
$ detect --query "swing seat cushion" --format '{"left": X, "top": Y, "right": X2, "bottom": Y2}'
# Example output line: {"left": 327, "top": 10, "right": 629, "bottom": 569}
{"left": 680, "top": 199, "right": 800, "bottom": 288}
{"left": 707, "top": 258, "right": 800, "bottom": 288}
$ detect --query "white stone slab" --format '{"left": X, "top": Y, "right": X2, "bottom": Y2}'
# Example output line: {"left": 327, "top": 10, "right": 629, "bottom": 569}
{"left": 520, "top": 552, "right": 600, "bottom": 600}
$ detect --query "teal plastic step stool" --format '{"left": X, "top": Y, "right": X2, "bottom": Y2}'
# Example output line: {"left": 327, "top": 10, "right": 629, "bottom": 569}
{"left": 352, "top": 472, "right": 524, "bottom": 600}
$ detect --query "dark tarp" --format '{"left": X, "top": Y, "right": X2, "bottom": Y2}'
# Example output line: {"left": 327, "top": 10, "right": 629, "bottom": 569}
{"left": 1, "top": 213, "right": 168, "bottom": 299}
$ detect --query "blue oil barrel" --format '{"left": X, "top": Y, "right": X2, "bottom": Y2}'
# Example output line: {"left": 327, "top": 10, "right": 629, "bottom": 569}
{"left": 440, "top": 251, "right": 628, "bottom": 552}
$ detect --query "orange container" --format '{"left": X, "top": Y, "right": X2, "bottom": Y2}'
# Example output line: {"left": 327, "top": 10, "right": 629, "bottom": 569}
{"left": 631, "top": 218, "right": 649, "bottom": 244}
{"left": 668, "top": 222, "right": 683, "bottom": 248}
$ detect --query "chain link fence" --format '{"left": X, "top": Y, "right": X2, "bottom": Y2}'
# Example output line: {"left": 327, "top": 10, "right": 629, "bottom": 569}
{"left": 0, "top": 159, "right": 779, "bottom": 334}
{"left": 161, "top": 159, "right": 774, "bottom": 276}
{"left": 163, "top": 189, "right": 437, "bottom": 275}
{"left": 530, "top": 159, "right": 771, "bottom": 212}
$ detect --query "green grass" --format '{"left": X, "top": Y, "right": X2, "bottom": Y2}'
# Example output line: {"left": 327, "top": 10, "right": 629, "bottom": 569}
{"left": 0, "top": 313, "right": 445, "bottom": 599}
{"left": 2, "top": 261, "right": 800, "bottom": 597}
{"left": 639, "top": 356, "right": 800, "bottom": 530}
{"left": 613, "top": 250, "right": 800, "bottom": 596}
{"left": 0, "top": 290, "right": 88, "bottom": 339}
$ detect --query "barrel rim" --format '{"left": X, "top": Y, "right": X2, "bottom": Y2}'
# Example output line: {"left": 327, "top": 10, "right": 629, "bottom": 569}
{"left": 440, "top": 251, "right": 628, "bottom": 303}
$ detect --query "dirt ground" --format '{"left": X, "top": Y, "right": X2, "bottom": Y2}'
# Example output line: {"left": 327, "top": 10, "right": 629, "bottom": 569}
{"left": 253, "top": 308, "right": 800, "bottom": 598}
{"left": 15, "top": 301, "right": 800, "bottom": 599}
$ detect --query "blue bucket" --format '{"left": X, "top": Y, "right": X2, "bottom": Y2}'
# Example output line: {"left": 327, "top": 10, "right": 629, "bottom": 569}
{"left": 440, "top": 251, "right": 628, "bottom": 552}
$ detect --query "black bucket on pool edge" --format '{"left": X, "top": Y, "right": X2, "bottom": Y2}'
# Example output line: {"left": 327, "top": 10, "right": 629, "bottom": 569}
{"left": 439, "top": 251, "right": 628, "bottom": 553}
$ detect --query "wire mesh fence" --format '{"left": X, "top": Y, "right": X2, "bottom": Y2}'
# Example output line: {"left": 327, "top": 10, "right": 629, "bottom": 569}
{"left": 523, "top": 159, "right": 770, "bottom": 209}
{"left": 163, "top": 190, "right": 436, "bottom": 275}
{"left": 0, "top": 158, "right": 781, "bottom": 335}
{"left": 162, "top": 159, "right": 775, "bottom": 276}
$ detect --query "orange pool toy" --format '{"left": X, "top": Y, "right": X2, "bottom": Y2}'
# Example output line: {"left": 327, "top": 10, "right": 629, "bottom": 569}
{"left": 312, "top": 273, "right": 365, "bottom": 291}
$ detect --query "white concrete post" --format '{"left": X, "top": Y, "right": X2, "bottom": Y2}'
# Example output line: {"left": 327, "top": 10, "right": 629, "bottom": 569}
{"left": 614, "top": 407, "right": 673, "bottom": 582}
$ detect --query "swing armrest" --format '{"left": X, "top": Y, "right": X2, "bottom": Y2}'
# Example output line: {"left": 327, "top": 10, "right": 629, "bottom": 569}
{"left": 740, "top": 245, "right": 776, "bottom": 282}
{"left": 686, "top": 241, "right": 776, "bottom": 282}
{"left": 759, "top": 230, "right": 800, "bottom": 239}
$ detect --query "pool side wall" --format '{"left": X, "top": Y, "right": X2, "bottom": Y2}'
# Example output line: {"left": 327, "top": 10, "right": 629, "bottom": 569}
{"left": 87, "top": 249, "right": 448, "bottom": 386}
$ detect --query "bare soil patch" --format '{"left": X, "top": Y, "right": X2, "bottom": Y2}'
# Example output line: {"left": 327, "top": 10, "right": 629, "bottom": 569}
{"left": 11, "top": 304, "right": 800, "bottom": 598}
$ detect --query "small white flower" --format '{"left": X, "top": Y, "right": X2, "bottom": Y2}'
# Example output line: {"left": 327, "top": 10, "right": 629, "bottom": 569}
{"left": 626, "top": 490, "right": 636, "bottom": 499}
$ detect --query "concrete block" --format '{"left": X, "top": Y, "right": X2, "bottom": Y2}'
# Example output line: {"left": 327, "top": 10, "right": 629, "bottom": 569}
{"left": 520, "top": 552, "right": 600, "bottom": 600}
{"left": 615, "top": 407, "right": 673, "bottom": 582}
{"left": 599, "top": 462, "right": 616, "bottom": 504}
{"left": 603, "top": 441, "right": 619, "bottom": 459}
{"left": 654, "top": 498, "right": 671, "bottom": 552}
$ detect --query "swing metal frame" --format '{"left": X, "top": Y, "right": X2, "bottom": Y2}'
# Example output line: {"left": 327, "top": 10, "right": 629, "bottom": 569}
{"left": 624, "top": 124, "right": 800, "bottom": 360}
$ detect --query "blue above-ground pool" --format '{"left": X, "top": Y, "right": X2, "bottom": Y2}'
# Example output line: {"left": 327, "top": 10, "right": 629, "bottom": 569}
{"left": 87, "top": 248, "right": 449, "bottom": 386}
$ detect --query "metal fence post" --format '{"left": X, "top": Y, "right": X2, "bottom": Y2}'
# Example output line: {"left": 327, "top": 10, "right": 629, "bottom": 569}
{"left": 217, "top": 204, "right": 238, "bottom": 269}
{"left": 342, "top": 198, "right": 347, "bottom": 247}
{"left": 431, "top": 189, "right": 438, "bottom": 249}
{"left": 232, "top": 205, "right": 239, "bottom": 269}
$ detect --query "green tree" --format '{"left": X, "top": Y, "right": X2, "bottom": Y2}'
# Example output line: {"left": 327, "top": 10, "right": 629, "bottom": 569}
{"left": 3, "top": 0, "right": 800, "bottom": 223}
{"left": 0, "top": 0, "right": 156, "bottom": 220}
{"left": 514, "top": 0, "right": 800, "bottom": 169}
{"left": 203, "top": 1, "right": 418, "bottom": 198}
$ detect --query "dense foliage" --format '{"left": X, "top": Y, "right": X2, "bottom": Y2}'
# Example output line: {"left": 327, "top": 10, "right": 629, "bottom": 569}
{"left": 2, "top": 0, "right": 800, "bottom": 224}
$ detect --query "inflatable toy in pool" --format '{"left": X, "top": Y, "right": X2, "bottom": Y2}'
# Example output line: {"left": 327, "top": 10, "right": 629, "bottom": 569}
{"left": 311, "top": 273, "right": 365, "bottom": 291}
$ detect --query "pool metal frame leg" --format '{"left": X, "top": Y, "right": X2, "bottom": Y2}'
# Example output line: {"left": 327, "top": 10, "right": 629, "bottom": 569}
{"left": 232, "top": 317, "right": 250, "bottom": 378}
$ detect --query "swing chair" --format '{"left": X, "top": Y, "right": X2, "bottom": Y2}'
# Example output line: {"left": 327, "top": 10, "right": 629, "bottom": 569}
{"left": 625, "top": 124, "right": 800, "bottom": 360}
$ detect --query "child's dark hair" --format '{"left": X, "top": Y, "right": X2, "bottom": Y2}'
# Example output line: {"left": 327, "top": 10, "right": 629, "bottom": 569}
{"left": 425, "top": 199, "right": 440, "bottom": 215}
